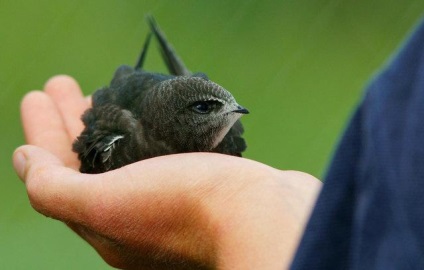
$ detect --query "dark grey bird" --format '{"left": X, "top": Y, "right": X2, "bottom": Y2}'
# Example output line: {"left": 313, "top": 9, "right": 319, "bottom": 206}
{"left": 73, "top": 17, "right": 249, "bottom": 174}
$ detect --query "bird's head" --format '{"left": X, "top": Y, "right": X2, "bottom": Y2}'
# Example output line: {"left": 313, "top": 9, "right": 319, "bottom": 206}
{"left": 145, "top": 76, "right": 248, "bottom": 151}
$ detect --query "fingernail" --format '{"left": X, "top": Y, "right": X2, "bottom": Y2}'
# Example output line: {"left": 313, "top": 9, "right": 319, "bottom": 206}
{"left": 13, "top": 150, "right": 27, "bottom": 182}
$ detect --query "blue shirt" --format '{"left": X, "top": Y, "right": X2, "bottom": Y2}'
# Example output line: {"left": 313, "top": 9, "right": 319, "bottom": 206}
{"left": 291, "top": 18, "right": 424, "bottom": 269}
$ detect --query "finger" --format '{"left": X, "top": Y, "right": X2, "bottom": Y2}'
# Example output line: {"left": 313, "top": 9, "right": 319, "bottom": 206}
{"left": 20, "top": 91, "right": 79, "bottom": 169}
{"left": 44, "top": 75, "right": 89, "bottom": 141}
{"left": 13, "top": 145, "right": 94, "bottom": 223}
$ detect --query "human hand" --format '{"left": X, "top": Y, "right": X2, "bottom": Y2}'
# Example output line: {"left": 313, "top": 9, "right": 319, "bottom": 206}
{"left": 13, "top": 75, "right": 322, "bottom": 269}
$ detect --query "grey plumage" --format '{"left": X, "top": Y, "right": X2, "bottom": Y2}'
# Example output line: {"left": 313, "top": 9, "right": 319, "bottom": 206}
{"left": 73, "top": 16, "right": 249, "bottom": 174}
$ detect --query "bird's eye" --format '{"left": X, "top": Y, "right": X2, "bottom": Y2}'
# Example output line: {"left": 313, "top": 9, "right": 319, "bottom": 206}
{"left": 190, "top": 101, "right": 220, "bottom": 114}
{"left": 195, "top": 102, "right": 209, "bottom": 113}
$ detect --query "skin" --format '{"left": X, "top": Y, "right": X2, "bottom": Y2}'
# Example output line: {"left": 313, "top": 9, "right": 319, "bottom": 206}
{"left": 12, "top": 75, "right": 322, "bottom": 269}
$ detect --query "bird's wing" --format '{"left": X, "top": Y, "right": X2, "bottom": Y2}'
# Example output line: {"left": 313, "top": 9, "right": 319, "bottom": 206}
{"left": 135, "top": 32, "right": 152, "bottom": 70}
{"left": 147, "top": 15, "right": 191, "bottom": 76}
{"left": 109, "top": 65, "right": 137, "bottom": 89}
{"left": 93, "top": 31, "right": 153, "bottom": 108}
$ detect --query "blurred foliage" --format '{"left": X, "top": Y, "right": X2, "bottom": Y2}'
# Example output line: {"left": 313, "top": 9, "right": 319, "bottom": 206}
{"left": 0, "top": 0, "right": 423, "bottom": 268}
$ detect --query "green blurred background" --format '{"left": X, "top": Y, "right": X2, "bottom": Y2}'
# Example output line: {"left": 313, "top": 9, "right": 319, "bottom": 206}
{"left": 1, "top": 0, "right": 423, "bottom": 268}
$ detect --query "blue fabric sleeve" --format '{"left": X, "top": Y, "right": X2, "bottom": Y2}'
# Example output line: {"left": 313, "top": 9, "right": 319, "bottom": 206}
{"left": 291, "top": 18, "right": 424, "bottom": 270}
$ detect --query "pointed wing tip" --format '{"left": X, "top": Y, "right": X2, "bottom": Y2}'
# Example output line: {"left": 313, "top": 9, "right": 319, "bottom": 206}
{"left": 134, "top": 32, "right": 153, "bottom": 70}
{"left": 145, "top": 14, "right": 158, "bottom": 31}
{"left": 143, "top": 15, "right": 192, "bottom": 76}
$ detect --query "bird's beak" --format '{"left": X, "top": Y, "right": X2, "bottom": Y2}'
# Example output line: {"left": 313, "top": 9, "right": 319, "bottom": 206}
{"left": 232, "top": 105, "right": 249, "bottom": 114}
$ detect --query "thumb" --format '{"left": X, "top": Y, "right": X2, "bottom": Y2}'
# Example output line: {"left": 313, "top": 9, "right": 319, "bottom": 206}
{"left": 13, "top": 145, "right": 94, "bottom": 222}
{"left": 13, "top": 145, "right": 65, "bottom": 182}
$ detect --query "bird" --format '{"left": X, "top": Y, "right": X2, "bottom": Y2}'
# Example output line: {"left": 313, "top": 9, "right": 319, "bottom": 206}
{"left": 73, "top": 16, "right": 249, "bottom": 174}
